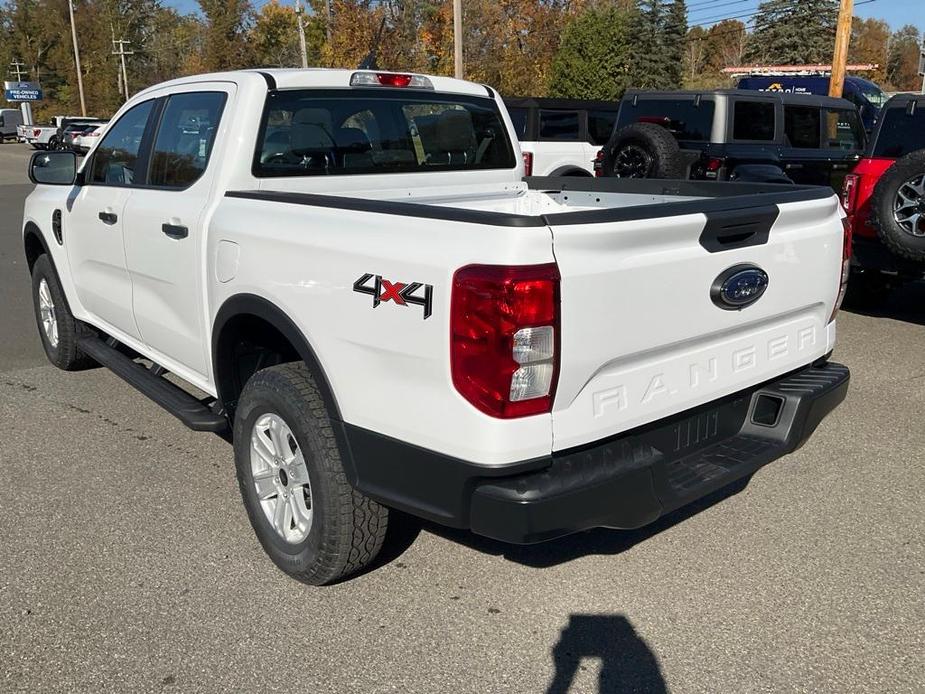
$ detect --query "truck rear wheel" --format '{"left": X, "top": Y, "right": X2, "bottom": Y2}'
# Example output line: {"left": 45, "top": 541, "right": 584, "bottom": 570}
{"left": 870, "top": 150, "right": 925, "bottom": 262}
{"left": 603, "top": 123, "right": 683, "bottom": 179}
{"left": 233, "top": 362, "right": 388, "bottom": 585}
{"left": 30, "top": 254, "right": 95, "bottom": 370}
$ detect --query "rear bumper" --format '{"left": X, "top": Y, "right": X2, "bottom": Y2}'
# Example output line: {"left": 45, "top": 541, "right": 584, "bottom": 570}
{"left": 338, "top": 361, "right": 849, "bottom": 544}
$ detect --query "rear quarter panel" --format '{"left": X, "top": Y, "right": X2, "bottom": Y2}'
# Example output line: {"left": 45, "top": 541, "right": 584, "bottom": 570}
{"left": 208, "top": 196, "right": 557, "bottom": 465}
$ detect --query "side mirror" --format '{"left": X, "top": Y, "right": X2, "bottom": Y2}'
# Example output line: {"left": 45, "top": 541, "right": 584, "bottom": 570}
{"left": 29, "top": 151, "right": 77, "bottom": 186}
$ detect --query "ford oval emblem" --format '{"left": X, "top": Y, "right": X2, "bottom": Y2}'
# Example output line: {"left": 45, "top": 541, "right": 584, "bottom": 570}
{"left": 711, "top": 264, "right": 769, "bottom": 310}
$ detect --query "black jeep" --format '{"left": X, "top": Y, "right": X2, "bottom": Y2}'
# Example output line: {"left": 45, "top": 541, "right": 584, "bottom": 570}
{"left": 595, "top": 89, "right": 865, "bottom": 190}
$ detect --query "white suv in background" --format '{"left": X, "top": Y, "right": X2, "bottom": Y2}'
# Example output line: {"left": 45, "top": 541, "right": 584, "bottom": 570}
{"left": 504, "top": 97, "right": 618, "bottom": 176}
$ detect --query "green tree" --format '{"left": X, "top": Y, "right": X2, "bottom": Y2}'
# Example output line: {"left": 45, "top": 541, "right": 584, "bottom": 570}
{"left": 251, "top": 0, "right": 301, "bottom": 68}
{"left": 548, "top": 4, "right": 635, "bottom": 100}
{"left": 662, "top": 0, "right": 687, "bottom": 88}
{"left": 198, "top": 0, "right": 253, "bottom": 71}
{"left": 632, "top": 0, "right": 669, "bottom": 89}
{"left": 745, "top": 0, "right": 838, "bottom": 64}
{"left": 886, "top": 24, "right": 922, "bottom": 92}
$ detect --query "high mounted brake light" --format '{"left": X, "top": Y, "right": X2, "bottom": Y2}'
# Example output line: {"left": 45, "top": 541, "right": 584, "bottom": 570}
{"left": 350, "top": 72, "right": 434, "bottom": 89}
{"left": 451, "top": 264, "right": 560, "bottom": 419}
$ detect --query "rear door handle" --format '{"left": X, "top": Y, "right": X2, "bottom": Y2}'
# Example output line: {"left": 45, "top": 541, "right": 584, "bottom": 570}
{"left": 98, "top": 211, "right": 117, "bottom": 224}
{"left": 161, "top": 223, "right": 188, "bottom": 239}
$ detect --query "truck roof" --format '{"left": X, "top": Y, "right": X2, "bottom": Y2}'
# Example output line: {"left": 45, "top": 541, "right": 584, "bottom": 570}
{"left": 503, "top": 96, "right": 618, "bottom": 110}
{"left": 623, "top": 88, "right": 856, "bottom": 109}
{"left": 134, "top": 68, "right": 493, "bottom": 99}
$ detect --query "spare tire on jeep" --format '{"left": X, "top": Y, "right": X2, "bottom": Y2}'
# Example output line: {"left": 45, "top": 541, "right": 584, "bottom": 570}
{"left": 869, "top": 149, "right": 925, "bottom": 262}
{"left": 602, "top": 123, "right": 683, "bottom": 179}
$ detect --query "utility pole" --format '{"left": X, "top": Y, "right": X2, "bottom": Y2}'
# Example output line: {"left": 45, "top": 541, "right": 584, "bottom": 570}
{"left": 295, "top": 0, "right": 309, "bottom": 68}
{"left": 325, "top": 0, "right": 332, "bottom": 43}
{"left": 112, "top": 39, "right": 133, "bottom": 100}
{"left": 828, "top": 0, "right": 854, "bottom": 98}
{"left": 9, "top": 59, "right": 33, "bottom": 125}
{"left": 67, "top": 0, "right": 87, "bottom": 116}
{"left": 9, "top": 59, "right": 25, "bottom": 81}
{"left": 453, "top": 0, "right": 463, "bottom": 79}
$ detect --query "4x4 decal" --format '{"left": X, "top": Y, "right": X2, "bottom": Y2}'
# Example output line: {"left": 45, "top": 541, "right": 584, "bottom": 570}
{"left": 353, "top": 273, "right": 434, "bottom": 320}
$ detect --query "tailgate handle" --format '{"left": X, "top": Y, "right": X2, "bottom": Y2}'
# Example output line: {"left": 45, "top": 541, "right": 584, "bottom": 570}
{"left": 699, "top": 205, "right": 779, "bottom": 253}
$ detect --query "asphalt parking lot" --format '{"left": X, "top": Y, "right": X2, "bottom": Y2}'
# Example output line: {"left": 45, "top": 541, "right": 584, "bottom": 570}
{"left": 0, "top": 143, "right": 922, "bottom": 693}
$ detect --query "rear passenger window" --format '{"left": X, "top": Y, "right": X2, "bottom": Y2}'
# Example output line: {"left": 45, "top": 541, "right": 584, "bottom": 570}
{"left": 872, "top": 107, "right": 925, "bottom": 158}
{"left": 733, "top": 101, "right": 775, "bottom": 141}
{"left": 615, "top": 99, "right": 715, "bottom": 141}
{"left": 823, "top": 108, "right": 863, "bottom": 150}
{"left": 784, "top": 105, "right": 820, "bottom": 148}
{"left": 89, "top": 100, "right": 154, "bottom": 185}
{"left": 539, "top": 110, "right": 580, "bottom": 140}
{"left": 148, "top": 92, "right": 226, "bottom": 188}
{"left": 507, "top": 107, "right": 528, "bottom": 140}
{"left": 588, "top": 110, "right": 618, "bottom": 145}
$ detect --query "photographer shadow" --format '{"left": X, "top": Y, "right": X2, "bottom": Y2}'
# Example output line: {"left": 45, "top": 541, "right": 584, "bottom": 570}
{"left": 548, "top": 614, "right": 667, "bottom": 694}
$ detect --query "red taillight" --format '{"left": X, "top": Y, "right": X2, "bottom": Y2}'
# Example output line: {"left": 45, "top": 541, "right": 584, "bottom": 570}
{"left": 33, "top": 128, "right": 41, "bottom": 137}
{"left": 841, "top": 173, "right": 859, "bottom": 215}
{"left": 706, "top": 157, "right": 723, "bottom": 172}
{"left": 594, "top": 149, "right": 605, "bottom": 177}
{"left": 450, "top": 264, "right": 560, "bottom": 419}
{"left": 522, "top": 151, "right": 533, "bottom": 176}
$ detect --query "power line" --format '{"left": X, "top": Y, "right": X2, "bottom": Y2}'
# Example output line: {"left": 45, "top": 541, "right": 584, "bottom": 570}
{"left": 688, "top": 0, "right": 750, "bottom": 14}
{"left": 693, "top": 0, "right": 877, "bottom": 28}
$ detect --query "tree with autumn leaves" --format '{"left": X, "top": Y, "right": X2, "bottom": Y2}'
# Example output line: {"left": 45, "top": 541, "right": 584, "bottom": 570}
{"left": 0, "top": 0, "right": 921, "bottom": 121}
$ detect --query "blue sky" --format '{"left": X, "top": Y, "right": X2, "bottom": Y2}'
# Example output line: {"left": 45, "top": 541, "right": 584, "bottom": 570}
{"left": 165, "top": 0, "right": 924, "bottom": 33}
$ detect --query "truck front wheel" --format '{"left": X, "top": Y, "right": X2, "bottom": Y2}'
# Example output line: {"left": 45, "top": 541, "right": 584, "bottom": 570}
{"left": 233, "top": 363, "right": 388, "bottom": 585}
{"left": 30, "top": 254, "right": 94, "bottom": 370}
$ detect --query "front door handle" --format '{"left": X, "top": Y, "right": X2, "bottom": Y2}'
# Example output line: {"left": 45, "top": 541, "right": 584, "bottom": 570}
{"left": 162, "top": 223, "right": 188, "bottom": 239}
{"left": 98, "top": 211, "right": 117, "bottom": 224}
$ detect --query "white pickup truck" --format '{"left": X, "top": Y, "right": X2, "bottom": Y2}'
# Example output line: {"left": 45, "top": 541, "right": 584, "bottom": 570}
{"left": 23, "top": 68, "right": 850, "bottom": 585}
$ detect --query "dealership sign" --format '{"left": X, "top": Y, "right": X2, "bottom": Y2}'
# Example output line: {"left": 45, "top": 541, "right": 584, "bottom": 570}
{"left": 4, "top": 81, "right": 43, "bottom": 101}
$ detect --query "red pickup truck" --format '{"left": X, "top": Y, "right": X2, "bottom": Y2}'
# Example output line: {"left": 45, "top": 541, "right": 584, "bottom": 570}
{"left": 841, "top": 93, "right": 925, "bottom": 304}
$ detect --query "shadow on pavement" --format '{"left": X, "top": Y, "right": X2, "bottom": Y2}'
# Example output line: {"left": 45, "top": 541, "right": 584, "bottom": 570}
{"left": 547, "top": 614, "right": 667, "bottom": 693}
{"left": 843, "top": 279, "right": 925, "bottom": 326}
{"left": 378, "top": 476, "right": 751, "bottom": 571}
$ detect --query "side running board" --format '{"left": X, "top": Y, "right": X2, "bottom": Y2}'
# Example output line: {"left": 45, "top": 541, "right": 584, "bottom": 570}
{"left": 77, "top": 334, "right": 228, "bottom": 433}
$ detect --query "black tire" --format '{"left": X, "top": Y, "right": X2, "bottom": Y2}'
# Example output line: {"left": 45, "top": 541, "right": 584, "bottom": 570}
{"left": 233, "top": 363, "right": 388, "bottom": 585}
{"left": 47, "top": 136, "right": 58, "bottom": 150}
{"left": 30, "top": 254, "right": 95, "bottom": 370}
{"left": 869, "top": 150, "right": 925, "bottom": 262}
{"left": 603, "top": 123, "right": 683, "bottom": 179}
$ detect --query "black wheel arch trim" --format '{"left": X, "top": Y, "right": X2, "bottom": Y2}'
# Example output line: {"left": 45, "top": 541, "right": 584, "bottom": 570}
{"left": 23, "top": 220, "right": 52, "bottom": 270}
{"left": 211, "top": 293, "right": 342, "bottom": 422}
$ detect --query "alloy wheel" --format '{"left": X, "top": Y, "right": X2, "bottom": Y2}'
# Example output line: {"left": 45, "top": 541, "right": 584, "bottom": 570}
{"left": 38, "top": 278, "right": 58, "bottom": 348}
{"left": 893, "top": 173, "right": 925, "bottom": 237}
{"left": 250, "top": 413, "right": 314, "bottom": 543}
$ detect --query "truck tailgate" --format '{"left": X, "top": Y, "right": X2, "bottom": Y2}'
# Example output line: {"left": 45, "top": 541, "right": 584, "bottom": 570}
{"left": 550, "top": 193, "right": 843, "bottom": 451}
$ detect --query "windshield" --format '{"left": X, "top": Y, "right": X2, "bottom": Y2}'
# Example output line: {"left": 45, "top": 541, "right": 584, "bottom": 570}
{"left": 254, "top": 89, "right": 516, "bottom": 177}
{"left": 858, "top": 86, "right": 887, "bottom": 109}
